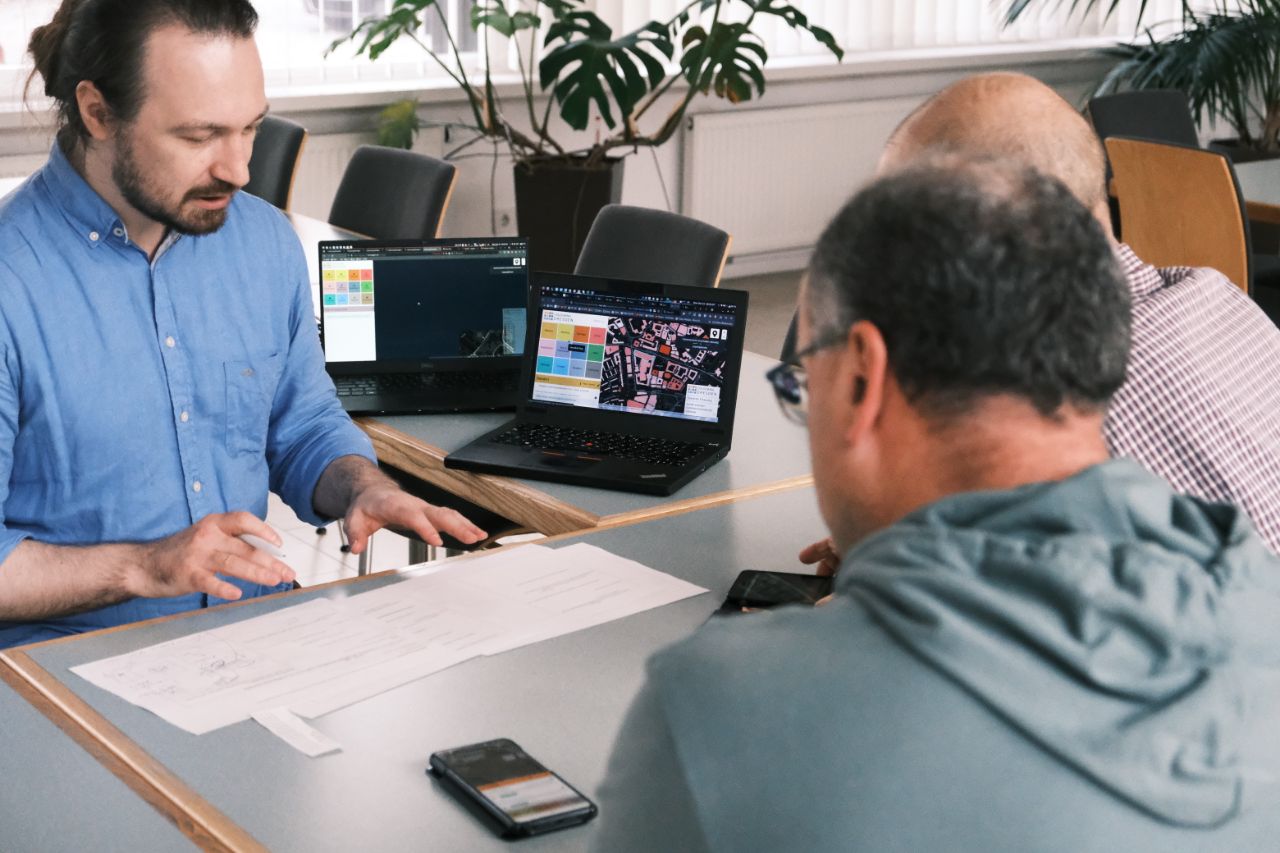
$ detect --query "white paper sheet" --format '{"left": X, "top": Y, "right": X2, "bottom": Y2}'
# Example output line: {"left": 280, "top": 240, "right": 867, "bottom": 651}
{"left": 252, "top": 706, "right": 342, "bottom": 757}
{"left": 71, "top": 544, "right": 706, "bottom": 735}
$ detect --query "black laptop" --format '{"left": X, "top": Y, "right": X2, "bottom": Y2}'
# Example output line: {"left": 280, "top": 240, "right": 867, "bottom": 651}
{"left": 319, "top": 237, "right": 529, "bottom": 414}
{"left": 444, "top": 272, "right": 749, "bottom": 496}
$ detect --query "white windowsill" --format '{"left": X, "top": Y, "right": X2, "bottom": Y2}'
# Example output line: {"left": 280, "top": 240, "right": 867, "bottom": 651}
{"left": 0, "top": 35, "right": 1122, "bottom": 130}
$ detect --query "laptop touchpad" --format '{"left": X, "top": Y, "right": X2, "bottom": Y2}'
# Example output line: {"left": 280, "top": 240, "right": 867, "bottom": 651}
{"left": 540, "top": 450, "right": 602, "bottom": 468}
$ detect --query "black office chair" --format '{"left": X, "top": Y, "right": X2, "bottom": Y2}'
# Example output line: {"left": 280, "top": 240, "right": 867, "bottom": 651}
{"left": 243, "top": 115, "right": 307, "bottom": 211}
{"left": 1088, "top": 90, "right": 1200, "bottom": 150}
{"left": 328, "top": 145, "right": 457, "bottom": 239}
{"left": 574, "top": 204, "right": 732, "bottom": 287}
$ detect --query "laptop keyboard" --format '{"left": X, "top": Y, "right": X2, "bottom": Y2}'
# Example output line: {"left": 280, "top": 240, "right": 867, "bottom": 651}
{"left": 334, "top": 372, "right": 517, "bottom": 398}
{"left": 491, "top": 423, "right": 705, "bottom": 468}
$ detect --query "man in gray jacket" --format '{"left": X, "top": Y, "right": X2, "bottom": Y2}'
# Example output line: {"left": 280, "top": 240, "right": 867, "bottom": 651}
{"left": 589, "top": 156, "right": 1280, "bottom": 851}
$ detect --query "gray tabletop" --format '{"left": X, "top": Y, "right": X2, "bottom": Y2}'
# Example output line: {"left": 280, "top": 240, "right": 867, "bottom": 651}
{"left": 15, "top": 486, "right": 827, "bottom": 852}
{"left": 1234, "top": 159, "right": 1280, "bottom": 207}
{"left": 0, "top": 675, "right": 192, "bottom": 852}
{"left": 370, "top": 351, "right": 811, "bottom": 525}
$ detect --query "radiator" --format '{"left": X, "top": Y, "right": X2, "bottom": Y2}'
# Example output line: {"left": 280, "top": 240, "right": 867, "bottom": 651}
{"left": 680, "top": 98, "right": 921, "bottom": 267}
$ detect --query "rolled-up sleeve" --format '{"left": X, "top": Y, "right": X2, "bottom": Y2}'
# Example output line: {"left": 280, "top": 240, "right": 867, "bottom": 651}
{"left": 0, "top": 324, "right": 30, "bottom": 566}
{"left": 264, "top": 222, "right": 375, "bottom": 526}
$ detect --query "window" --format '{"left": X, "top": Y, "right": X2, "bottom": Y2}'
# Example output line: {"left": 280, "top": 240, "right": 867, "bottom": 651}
{"left": 0, "top": 0, "right": 1206, "bottom": 107}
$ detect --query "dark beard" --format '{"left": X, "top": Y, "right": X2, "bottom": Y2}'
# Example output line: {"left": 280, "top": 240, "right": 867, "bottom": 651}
{"left": 112, "top": 137, "right": 236, "bottom": 236}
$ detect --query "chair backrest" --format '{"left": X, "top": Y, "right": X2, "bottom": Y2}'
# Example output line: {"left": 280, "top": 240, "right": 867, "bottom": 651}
{"left": 1105, "top": 136, "right": 1251, "bottom": 294}
{"left": 574, "top": 204, "right": 732, "bottom": 288}
{"left": 328, "top": 145, "right": 458, "bottom": 240}
{"left": 1088, "top": 90, "right": 1199, "bottom": 148}
{"left": 243, "top": 115, "right": 307, "bottom": 211}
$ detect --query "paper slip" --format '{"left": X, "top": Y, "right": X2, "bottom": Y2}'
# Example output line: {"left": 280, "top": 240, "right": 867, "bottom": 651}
{"left": 252, "top": 706, "right": 341, "bottom": 757}
{"left": 72, "top": 544, "right": 707, "bottom": 735}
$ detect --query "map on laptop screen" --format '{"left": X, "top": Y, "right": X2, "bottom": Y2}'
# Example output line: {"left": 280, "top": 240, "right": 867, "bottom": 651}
{"left": 531, "top": 285, "right": 738, "bottom": 424}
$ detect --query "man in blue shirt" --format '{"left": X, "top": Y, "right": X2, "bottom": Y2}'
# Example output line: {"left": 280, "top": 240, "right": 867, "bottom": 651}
{"left": 0, "top": 0, "right": 484, "bottom": 647}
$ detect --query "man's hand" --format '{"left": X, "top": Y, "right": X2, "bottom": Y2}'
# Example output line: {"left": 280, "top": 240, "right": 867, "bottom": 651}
{"left": 132, "top": 511, "right": 295, "bottom": 601}
{"left": 799, "top": 537, "right": 840, "bottom": 577}
{"left": 341, "top": 483, "right": 486, "bottom": 555}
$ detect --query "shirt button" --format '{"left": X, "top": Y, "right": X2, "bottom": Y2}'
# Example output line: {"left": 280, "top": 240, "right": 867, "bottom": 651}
{"left": 165, "top": 336, "right": 176, "bottom": 348}
{"left": 112, "top": 227, "right": 124, "bottom": 237}
{"left": 192, "top": 480, "right": 203, "bottom": 493}
{"left": 242, "top": 367, "right": 254, "bottom": 378}
{"left": 88, "top": 231, "right": 99, "bottom": 242}
{"left": 180, "top": 410, "right": 190, "bottom": 423}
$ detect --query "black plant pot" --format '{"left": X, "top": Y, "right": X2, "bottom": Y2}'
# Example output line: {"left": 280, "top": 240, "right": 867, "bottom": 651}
{"left": 514, "top": 156, "right": 625, "bottom": 274}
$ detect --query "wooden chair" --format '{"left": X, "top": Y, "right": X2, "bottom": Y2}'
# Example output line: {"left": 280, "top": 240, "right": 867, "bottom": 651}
{"left": 1105, "top": 136, "right": 1252, "bottom": 295}
{"left": 243, "top": 115, "right": 307, "bottom": 211}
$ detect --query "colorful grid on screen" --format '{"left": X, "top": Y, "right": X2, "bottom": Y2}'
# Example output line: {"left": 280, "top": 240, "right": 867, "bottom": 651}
{"left": 321, "top": 261, "right": 374, "bottom": 308}
{"left": 536, "top": 319, "right": 606, "bottom": 380}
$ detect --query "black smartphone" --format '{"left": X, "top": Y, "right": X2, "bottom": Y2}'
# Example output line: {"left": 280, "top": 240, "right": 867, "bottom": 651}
{"left": 719, "top": 570, "right": 834, "bottom": 612}
{"left": 428, "top": 738, "right": 598, "bottom": 839}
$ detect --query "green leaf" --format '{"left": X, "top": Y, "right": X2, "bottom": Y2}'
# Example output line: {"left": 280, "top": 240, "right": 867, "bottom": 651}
{"left": 471, "top": 2, "right": 540, "bottom": 38}
{"left": 681, "top": 21, "right": 769, "bottom": 103}
{"left": 327, "top": 0, "right": 436, "bottom": 60}
{"left": 539, "top": 14, "right": 674, "bottom": 130}
{"left": 377, "top": 98, "right": 421, "bottom": 149}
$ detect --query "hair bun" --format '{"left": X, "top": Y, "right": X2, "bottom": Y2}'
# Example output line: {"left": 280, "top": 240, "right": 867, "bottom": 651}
{"left": 27, "top": 0, "right": 83, "bottom": 97}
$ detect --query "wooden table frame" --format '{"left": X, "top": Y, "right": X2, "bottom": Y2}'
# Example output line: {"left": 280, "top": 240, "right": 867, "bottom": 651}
{"left": 358, "top": 417, "right": 812, "bottom": 537}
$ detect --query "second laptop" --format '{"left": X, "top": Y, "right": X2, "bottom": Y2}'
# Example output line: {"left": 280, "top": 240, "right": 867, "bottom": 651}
{"left": 319, "top": 237, "right": 529, "bottom": 415}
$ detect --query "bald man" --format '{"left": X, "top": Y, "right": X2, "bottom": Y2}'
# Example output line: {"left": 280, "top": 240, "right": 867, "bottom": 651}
{"left": 800, "top": 73, "right": 1280, "bottom": 572}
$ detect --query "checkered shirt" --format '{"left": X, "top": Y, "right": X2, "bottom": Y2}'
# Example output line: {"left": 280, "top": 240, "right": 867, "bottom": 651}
{"left": 1107, "top": 244, "right": 1280, "bottom": 554}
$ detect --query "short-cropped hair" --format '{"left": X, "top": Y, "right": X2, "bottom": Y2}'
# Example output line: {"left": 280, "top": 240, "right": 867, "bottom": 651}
{"left": 806, "top": 156, "right": 1131, "bottom": 419}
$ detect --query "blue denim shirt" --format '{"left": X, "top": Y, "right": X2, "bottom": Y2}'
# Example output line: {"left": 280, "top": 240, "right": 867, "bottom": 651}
{"left": 0, "top": 145, "right": 375, "bottom": 646}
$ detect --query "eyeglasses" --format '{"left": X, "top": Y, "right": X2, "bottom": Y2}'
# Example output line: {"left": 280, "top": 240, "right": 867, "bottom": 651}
{"left": 766, "top": 333, "right": 846, "bottom": 425}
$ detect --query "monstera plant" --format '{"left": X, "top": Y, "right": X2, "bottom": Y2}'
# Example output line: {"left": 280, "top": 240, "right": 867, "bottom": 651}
{"left": 1005, "top": 0, "right": 1280, "bottom": 157}
{"left": 332, "top": 0, "right": 843, "bottom": 270}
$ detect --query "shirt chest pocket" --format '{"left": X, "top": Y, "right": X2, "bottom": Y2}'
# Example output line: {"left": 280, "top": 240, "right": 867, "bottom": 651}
{"left": 224, "top": 353, "right": 284, "bottom": 455}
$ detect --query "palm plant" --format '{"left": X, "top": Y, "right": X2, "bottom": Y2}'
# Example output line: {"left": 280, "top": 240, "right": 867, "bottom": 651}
{"left": 1004, "top": 0, "right": 1280, "bottom": 152}
{"left": 332, "top": 0, "right": 844, "bottom": 168}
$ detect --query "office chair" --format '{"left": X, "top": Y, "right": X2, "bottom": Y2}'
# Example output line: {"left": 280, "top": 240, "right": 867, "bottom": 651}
{"left": 1105, "top": 137, "right": 1256, "bottom": 295}
{"left": 575, "top": 204, "right": 732, "bottom": 287}
{"left": 1088, "top": 90, "right": 1200, "bottom": 150}
{"left": 328, "top": 145, "right": 457, "bottom": 240}
{"left": 243, "top": 115, "right": 307, "bottom": 211}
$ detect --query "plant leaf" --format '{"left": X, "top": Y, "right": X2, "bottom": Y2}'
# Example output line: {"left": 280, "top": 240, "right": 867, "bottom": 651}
{"left": 539, "top": 14, "right": 674, "bottom": 131}
{"left": 681, "top": 21, "right": 769, "bottom": 103}
{"left": 471, "top": 2, "right": 540, "bottom": 38}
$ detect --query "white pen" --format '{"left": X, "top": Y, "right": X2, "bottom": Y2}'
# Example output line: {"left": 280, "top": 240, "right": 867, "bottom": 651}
{"left": 238, "top": 532, "right": 288, "bottom": 560}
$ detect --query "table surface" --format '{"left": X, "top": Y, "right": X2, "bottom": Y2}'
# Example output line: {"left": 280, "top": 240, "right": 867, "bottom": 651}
{"left": 1232, "top": 158, "right": 1280, "bottom": 225}
{"left": 3, "top": 486, "right": 828, "bottom": 852}
{"left": 0, "top": 666, "right": 192, "bottom": 852}
{"left": 359, "top": 351, "right": 814, "bottom": 536}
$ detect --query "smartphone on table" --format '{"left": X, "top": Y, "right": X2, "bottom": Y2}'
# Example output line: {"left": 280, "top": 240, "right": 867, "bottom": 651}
{"left": 428, "top": 738, "right": 598, "bottom": 838}
{"left": 718, "top": 569, "right": 834, "bottom": 613}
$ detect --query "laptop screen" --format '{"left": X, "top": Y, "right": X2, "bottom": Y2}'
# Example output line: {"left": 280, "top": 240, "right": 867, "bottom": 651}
{"left": 319, "top": 238, "right": 528, "bottom": 367}
{"left": 530, "top": 280, "right": 743, "bottom": 425}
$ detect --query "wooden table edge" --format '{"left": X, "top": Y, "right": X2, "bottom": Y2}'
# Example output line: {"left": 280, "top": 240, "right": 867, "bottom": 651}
{"left": 1246, "top": 199, "right": 1280, "bottom": 226}
{"left": 356, "top": 417, "right": 601, "bottom": 535}
{"left": 0, "top": 652, "right": 267, "bottom": 853}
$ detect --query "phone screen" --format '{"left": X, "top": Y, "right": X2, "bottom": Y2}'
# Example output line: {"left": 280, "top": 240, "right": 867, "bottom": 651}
{"left": 432, "top": 740, "right": 595, "bottom": 828}
{"left": 722, "top": 570, "right": 834, "bottom": 610}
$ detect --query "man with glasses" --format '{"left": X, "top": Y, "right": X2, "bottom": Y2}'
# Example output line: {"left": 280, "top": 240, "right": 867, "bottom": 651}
{"left": 588, "top": 157, "right": 1280, "bottom": 851}
{"left": 800, "top": 72, "right": 1280, "bottom": 573}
